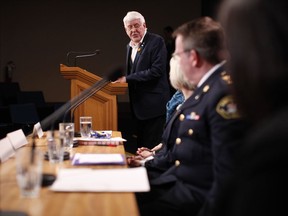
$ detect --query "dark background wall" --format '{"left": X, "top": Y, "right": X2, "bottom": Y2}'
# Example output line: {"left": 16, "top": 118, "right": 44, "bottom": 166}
{"left": 202, "top": 0, "right": 222, "bottom": 18}
{"left": 0, "top": 0, "right": 222, "bottom": 151}
{"left": 0, "top": 0, "right": 212, "bottom": 103}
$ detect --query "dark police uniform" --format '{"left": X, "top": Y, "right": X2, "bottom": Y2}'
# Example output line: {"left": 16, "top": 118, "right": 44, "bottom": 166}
{"left": 136, "top": 65, "right": 247, "bottom": 216}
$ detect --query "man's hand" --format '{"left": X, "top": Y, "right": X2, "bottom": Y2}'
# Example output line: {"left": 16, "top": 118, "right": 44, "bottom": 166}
{"left": 112, "top": 76, "right": 126, "bottom": 83}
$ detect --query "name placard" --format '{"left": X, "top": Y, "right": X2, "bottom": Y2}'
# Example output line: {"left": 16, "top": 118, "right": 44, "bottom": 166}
{"left": 7, "top": 129, "right": 28, "bottom": 149}
{"left": 0, "top": 137, "right": 15, "bottom": 163}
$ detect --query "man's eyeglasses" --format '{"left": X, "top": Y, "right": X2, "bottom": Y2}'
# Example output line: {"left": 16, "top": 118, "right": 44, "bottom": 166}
{"left": 125, "top": 23, "right": 142, "bottom": 31}
{"left": 172, "top": 49, "right": 191, "bottom": 58}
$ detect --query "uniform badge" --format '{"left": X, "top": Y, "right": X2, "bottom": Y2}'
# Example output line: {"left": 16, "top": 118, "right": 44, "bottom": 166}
{"left": 216, "top": 95, "right": 240, "bottom": 119}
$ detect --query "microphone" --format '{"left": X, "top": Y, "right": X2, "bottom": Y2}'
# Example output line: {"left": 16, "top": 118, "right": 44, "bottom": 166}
{"left": 30, "top": 132, "right": 36, "bottom": 164}
{"left": 66, "top": 50, "right": 100, "bottom": 66}
{"left": 62, "top": 66, "right": 124, "bottom": 122}
{"left": 62, "top": 78, "right": 108, "bottom": 122}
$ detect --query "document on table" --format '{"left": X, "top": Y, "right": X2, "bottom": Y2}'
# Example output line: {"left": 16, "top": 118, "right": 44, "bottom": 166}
{"left": 71, "top": 153, "right": 126, "bottom": 165}
{"left": 74, "top": 137, "right": 126, "bottom": 146}
{"left": 50, "top": 167, "right": 150, "bottom": 192}
{"left": 74, "top": 130, "right": 126, "bottom": 146}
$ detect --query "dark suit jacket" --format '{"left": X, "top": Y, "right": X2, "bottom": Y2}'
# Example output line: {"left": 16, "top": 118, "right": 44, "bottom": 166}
{"left": 126, "top": 32, "right": 170, "bottom": 120}
{"left": 148, "top": 65, "right": 247, "bottom": 214}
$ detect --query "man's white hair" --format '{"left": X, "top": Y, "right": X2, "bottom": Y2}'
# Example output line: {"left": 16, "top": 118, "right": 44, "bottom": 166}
{"left": 123, "top": 11, "right": 145, "bottom": 25}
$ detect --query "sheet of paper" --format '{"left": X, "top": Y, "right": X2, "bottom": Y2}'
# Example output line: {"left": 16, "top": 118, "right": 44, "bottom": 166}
{"left": 50, "top": 167, "right": 150, "bottom": 192}
{"left": 72, "top": 153, "right": 125, "bottom": 165}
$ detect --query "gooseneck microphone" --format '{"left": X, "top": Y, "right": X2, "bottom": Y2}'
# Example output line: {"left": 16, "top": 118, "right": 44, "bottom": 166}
{"left": 62, "top": 78, "right": 108, "bottom": 123}
{"left": 66, "top": 50, "right": 101, "bottom": 66}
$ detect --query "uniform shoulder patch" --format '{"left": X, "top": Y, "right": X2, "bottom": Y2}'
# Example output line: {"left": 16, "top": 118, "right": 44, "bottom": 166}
{"left": 216, "top": 95, "right": 240, "bottom": 119}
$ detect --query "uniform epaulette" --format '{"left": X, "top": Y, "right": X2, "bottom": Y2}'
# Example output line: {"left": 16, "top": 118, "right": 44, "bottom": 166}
{"left": 194, "top": 84, "right": 210, "bottom": 100}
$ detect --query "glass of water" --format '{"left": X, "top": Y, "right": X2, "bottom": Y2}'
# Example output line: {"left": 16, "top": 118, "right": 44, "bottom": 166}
{"left": 15, "top": 147, "right": 43, "bottom": 198}
{"left": 80, "top": 116, "right": 92, "bottom": 138}
{"left": 59, "top": 122, "right": 74, "bottom": 151}
{"left": 46, "top": 130, "right": 65, "bottom": 164}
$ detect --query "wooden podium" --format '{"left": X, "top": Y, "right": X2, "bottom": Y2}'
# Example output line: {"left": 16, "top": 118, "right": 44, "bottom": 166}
{"left": 60, "top": 64, "right": 127, "bottom": 131}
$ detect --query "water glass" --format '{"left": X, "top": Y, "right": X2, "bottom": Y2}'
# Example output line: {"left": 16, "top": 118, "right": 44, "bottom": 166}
{"left": 47, "top": 130, "right": 65, "bottom": 164}
{"left": 15, "top": 147, "right": 43, "bottom": 198}
{"left": 80, "top": 116, "right": 92, "bottom": 138}
{"left": 59, "top": 122, "right": 74, "bottom": 151}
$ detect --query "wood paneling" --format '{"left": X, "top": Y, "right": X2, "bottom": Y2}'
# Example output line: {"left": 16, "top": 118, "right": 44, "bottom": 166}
{"left": 60, "top": 64, "right": 128, "bottom": 131}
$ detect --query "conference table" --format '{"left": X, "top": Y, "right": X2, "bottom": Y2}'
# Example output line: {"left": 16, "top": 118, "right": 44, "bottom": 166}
{"left": 0, "top": 131, "right": 140, "bottom": 216}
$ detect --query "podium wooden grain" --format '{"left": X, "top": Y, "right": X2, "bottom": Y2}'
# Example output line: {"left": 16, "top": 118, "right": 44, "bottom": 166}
{"left": 0, "top": 131, "right": 140, "bottom": 216}
{"left": 60, "top": 64, "right": 128, "bottom": 132}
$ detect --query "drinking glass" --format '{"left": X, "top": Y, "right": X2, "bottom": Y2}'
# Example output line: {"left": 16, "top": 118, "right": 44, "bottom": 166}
{"left": 15, "top": 147, "right": 43, "bottom": 198}
{"left": 59, "top": 122, "right": 74, "bottom": 152}
{"left": 46, "top": 130, "right": 65, "bottom": 164}
{"left": 80, "top": 116, "right": 92, "bottom": 138}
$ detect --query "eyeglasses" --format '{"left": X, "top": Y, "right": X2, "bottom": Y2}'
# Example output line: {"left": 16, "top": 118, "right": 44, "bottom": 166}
{"left": 125, "top": 23, "right": 142, "bottom": 31}
{"left": 172, "top": 49, "right": 191, "bottom": 58}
